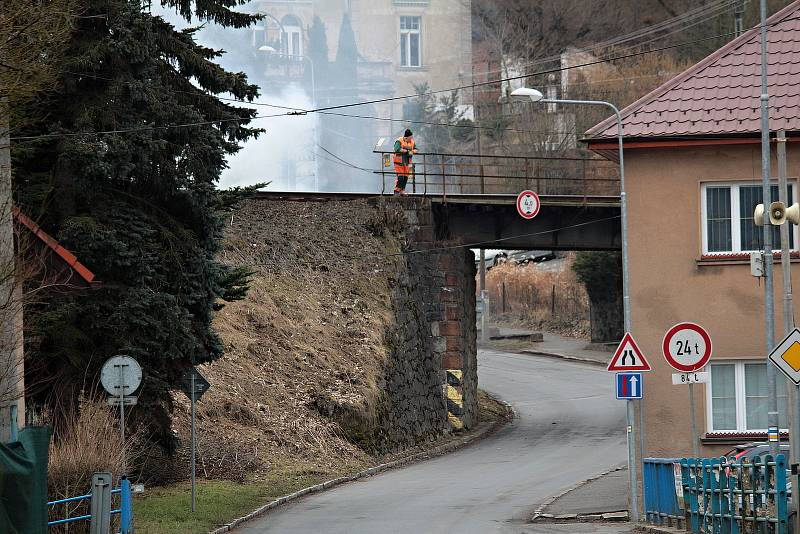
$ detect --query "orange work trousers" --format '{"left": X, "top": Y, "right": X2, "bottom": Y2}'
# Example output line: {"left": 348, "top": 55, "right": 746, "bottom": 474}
{"left": 394, "top": 164, "right": 410, "bottom": 193}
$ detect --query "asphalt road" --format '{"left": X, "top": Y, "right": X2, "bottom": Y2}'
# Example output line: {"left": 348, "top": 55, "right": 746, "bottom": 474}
{"left": 239, "top": 350, "right": 627, "bottom": 534}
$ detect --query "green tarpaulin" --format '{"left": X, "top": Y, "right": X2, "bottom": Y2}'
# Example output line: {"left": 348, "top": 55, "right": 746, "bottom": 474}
{"left": 0, "top": 426, "right": 51, "bottom": 534}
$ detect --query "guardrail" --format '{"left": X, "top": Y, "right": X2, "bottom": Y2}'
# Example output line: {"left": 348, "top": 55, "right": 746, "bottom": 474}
{"left": 644, "top": 455, "right": 788, "bottom": 533}
{"left": 48, "top": 475, "right": 133, "bottom": 533}
{"left": 373, "top": 150, "right": 620, "bottom": 199}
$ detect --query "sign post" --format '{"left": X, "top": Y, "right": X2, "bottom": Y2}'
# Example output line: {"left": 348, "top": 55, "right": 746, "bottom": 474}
{"left": 100, "top": 356, "right": 142, "bottom": 473}
{"left": 516, "top": 190, "right": 540, "bottom": 220}
{"left": 181, "top": 367, "right": 210, "bottom": 513}
{"left": 662, "top": 323, "right": 712, "bottom": 458}
{"left": 607, "top": 332, "right": 650, "bottom": 522}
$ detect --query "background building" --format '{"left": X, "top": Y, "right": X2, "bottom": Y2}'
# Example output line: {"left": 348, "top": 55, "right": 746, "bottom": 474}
{"left": 246, "top": 0, "right": 473, "bottom": 191}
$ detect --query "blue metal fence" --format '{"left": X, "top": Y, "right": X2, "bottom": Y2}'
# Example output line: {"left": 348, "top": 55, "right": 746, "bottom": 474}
{"left": 644, "top": 455, "right": 788, "bottom": 533}
{"left": 48, "top": 478, "right": 133, "bottom": 532}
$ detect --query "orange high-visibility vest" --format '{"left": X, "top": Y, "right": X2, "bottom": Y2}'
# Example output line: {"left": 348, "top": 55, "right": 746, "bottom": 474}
{"left": 393, "top": 137, "right": 415, "bottom": 165}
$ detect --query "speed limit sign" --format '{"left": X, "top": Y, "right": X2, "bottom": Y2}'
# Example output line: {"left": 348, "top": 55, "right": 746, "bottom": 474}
{"left": 662, "top": 323, "right": 712, "bottom": 372}
{"left": 516, "top": 190, "right": 540, "bottom": 220}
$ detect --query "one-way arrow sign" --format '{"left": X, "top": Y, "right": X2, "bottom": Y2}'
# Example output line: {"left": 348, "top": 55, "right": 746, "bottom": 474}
{"left": 616, "top": 372, "right": 643, "bottom": 400}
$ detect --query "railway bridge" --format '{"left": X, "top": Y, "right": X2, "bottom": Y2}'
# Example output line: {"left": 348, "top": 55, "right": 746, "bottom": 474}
{"left": 252, "top": 150, "right": 621, "bottom": 432}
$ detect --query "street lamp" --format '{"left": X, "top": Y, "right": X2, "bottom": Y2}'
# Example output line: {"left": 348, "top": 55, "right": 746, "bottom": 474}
{"left": 511, "top": 86, "right": 637, "bottom": 521}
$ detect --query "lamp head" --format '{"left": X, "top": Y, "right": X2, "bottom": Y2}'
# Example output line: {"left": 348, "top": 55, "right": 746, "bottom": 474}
{"left": 258, "top": 45, "right": 277, "bottom": 53}
{"left": 510, "top": 87, "right": 545, "bottom": 102}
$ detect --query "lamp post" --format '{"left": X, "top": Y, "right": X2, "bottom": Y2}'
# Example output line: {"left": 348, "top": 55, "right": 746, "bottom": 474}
{"left": 511, "top": 87, "right": 637, "bottom": 521}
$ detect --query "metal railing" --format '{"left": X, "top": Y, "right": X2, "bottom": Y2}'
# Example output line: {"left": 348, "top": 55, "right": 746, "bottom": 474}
{"left": 373, "top": 150, "right": 620, "bottom": 200}
{"left": 48, "top": 476, "right": 133, "bottom": 533}
{"left": 644, "top": 455, "right": 789, "bottom": 533}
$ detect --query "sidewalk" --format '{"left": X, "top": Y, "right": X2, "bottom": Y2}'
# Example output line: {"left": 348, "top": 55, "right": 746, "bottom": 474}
{"left": 537, "top": 467, "right": 629, "bottom": 519}
{"left": 523, "top": 523, "right": 639, "bottom": 534}
{"left": 523, "top": 332, "right": 614, "bottom": 366}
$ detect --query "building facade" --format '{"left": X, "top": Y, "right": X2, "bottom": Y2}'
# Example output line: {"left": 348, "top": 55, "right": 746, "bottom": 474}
{"left": 586, "top": 1, "right": 800, "bottom": 458}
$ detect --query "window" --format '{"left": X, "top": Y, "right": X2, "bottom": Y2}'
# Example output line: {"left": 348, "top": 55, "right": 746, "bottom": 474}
{"left": 701, "top": 182, "right": 797, "bottom": 255}
{"left": 707, "top": 362, "right": 787, "bottom": 432}
{"left": 400, "top": 16, "right": 421, "bottom": 67}
{"left": 281, "top": 15, "right": 303, "bottom": 57}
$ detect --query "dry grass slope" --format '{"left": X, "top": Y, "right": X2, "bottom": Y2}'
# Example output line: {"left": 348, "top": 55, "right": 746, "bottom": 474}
{"left": 169, "top": 199, "right": 411, "bottom": 481}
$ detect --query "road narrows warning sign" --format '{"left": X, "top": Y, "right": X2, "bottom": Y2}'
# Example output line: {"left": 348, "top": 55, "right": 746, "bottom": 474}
{"left": 607, "top": 332, "right": 651, "bottom": 372}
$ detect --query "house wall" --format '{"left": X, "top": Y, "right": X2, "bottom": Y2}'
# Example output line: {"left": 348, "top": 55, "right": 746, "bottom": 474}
{"left": 626, "top": 141, "right": 800, "bottom": 458}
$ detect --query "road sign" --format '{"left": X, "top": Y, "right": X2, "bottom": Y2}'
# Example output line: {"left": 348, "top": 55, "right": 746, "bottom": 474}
{"left": 607, "top": 332, "right": 651, "bottom": 371}
{"left": 100, "top": 355, "right": 142, "bottom": 396}
{"left": 662, "top": 323, "right": 712, "bottom": 372}
{"left": 107, "top": 396, "right": 138, "bottom": 407}
{"left": 769, "top": 328, "right": 800, "bottom": 384}
{"left": 516, "top": 190, "right": 540, "bottom": 220}
{"left": 180, "top": 368, "right": 210, "bottom": 400}
{"left": 616, "top": 372, "right": 643, "bottom": 400}
{"left": 671, "top": 371, "right": 709, "bottom": 385}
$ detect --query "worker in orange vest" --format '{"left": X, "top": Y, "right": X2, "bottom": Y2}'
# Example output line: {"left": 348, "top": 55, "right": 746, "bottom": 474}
{"left": 393, "top": 129, "right": 418, "bottom": 195}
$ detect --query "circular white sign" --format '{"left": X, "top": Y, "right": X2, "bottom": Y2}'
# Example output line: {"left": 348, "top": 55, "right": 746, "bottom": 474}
{"left": 100, "top": 355, "right": 143, "bottom": 396}
{"left": 662, "top": 323, "right": 712, "bottom": 372}
{"left": 516, "top": 190, "right": 541, "bottom": 220}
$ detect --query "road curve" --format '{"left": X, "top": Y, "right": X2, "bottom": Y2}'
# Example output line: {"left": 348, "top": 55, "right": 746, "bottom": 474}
{"left": 239, "top": 349, "right": 627, "bottom": 534}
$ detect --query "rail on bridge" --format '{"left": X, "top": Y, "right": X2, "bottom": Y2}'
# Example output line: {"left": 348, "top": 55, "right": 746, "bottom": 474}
{"left": 373, "top": 149, "right": 620, "bottom": 201}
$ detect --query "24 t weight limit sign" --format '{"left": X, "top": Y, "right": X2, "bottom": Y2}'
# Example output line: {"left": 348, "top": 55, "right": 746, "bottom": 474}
{"left": 662, "top": 322, "right": 712, "bottom": 372}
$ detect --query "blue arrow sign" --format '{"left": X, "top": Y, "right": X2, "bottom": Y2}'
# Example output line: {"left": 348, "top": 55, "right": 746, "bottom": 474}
{"left": 616, "top": 372, "right": 643, "bottom": 400}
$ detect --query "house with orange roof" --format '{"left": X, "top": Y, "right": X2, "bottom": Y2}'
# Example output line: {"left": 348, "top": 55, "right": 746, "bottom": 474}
{"left": 586, "top": 0, "right": 800, "bottom": 458}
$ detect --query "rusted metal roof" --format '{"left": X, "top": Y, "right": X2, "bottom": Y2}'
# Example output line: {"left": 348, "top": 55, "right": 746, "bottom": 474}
{"left": 586, "top": 0, "right": 800, "bottom": 141}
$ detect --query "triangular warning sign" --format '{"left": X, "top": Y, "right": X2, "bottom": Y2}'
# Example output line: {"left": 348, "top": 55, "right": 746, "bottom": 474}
{"left": 607, "top": 332, "right": 651, "bottom": 371}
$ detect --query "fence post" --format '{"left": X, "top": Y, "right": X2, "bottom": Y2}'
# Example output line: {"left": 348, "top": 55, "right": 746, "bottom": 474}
{"left": 120, "top": 477, "right": 133, "bottom": 534}
{"left": 422, "top": 154, "right": 428, "bottom": 196}
{"left": 551, "top": 285, "right": 555, "bottom": 317}
{"left": 89, "top": 472, "right": 113, "bottom": 534}
{"left": 777, "top": 454, "right": 788, "bottom": 534}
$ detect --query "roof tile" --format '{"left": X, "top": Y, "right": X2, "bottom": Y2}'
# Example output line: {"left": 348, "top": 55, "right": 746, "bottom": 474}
{"left": 587, "top": 1, "right": 800, "bottom": 140}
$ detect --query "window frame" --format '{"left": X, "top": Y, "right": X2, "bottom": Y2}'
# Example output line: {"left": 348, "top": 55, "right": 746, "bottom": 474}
{"left": 700, "top": 181, "right": 799, "bottom": 256}
{"left": 399, "top": 16, "right": 422, "bottom": 68}
{"left": 706, "top": 360, "right": 788, "bottom": 433}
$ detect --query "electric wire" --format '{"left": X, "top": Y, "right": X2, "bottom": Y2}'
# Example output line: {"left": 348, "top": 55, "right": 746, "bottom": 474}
{"left": 8, "top": 14, "right": 799, "bottom": 144}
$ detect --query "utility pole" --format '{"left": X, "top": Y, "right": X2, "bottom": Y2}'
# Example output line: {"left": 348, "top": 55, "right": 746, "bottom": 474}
{"left": 777, "top": 129, "right": 798, "bottom": 532}
{"left": 0, "top": 97, "right": 23, "bottom": 443}
{"left": 758, "top": 0, "right": 780, "bottom": 457}
{"left": 480, "top": 249, "right": 488, "bottom": 345}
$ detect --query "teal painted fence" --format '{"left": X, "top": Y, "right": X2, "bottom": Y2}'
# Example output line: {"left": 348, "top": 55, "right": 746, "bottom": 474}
{"left": 644, "top": 455, "right": 788, "bottom": 533}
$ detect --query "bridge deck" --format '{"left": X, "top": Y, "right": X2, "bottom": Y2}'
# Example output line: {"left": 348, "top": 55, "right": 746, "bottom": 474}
{"left": 254, "top": 191, "right": 621, "bottom": 208}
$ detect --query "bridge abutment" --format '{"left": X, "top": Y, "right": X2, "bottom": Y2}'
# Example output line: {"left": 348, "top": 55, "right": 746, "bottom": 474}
{"left": 393, "top": 198, "right": 478, "bottom": 431}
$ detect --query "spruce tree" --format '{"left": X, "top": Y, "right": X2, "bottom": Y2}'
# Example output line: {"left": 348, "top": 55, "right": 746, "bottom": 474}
{"left": 13, "top": 0, "right": 262, "bottom": 446}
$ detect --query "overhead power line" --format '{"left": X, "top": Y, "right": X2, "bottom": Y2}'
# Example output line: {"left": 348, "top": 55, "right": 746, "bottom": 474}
{"left": 9, "top": 14, "right": 798, "bottom": 144}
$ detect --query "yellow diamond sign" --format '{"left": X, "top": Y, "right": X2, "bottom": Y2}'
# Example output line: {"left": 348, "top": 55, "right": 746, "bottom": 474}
{"left": 769, "top": 329, "right": 800, "bottom": 384}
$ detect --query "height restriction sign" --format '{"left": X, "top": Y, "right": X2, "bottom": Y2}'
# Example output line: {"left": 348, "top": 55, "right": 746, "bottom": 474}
{"left": 516, "top": 190, "right": 540, "bottom": 220}
{"left": 662, "top": 322, "right": 712, "bottom": 372}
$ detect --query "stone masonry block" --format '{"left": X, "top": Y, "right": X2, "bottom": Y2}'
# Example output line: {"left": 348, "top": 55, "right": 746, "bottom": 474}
{"left": 430, "top": 321, "right": 440, "bottom": 337}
